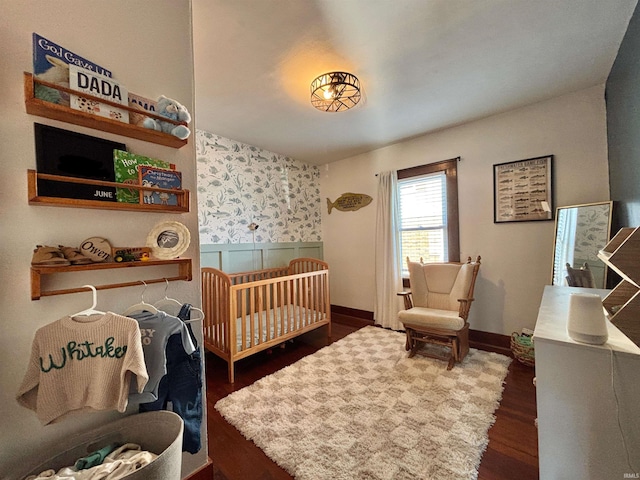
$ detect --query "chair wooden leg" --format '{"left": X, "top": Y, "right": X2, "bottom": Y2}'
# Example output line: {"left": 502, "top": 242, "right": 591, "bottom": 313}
{"left": 452, "top": 337, "right": 460, "bottom": 363}
{"left": 458, "top": 325, "right": 470, "bottom": 363}
{"left": 406, "top": 328, "right": 418, "bottom": 358}
{"left": 446, "top": 355, "right": 456, "bottom": 370}
{"left": 405, "top": 328, "right": 412, "bottom": 352}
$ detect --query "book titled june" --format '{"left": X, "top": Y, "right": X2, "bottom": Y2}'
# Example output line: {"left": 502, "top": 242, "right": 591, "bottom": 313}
{"left": 138, "top": 166, "right": 182, "bottom": 206}
{"left": 32, "top": 32, "right": 112, "bottom": 105}
{"left": 69, "top": 65, "right": 129, "bottom": 123}
{"left": 113, "top": 150, "right": 175, "bottom": 203}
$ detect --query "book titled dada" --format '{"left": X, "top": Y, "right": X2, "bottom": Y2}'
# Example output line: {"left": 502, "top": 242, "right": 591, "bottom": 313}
{"left": 139, "top": 166, "right": 182, "bottom": 206}
{"left": 69, "top": 65, "right": 129, "bottom": 123}
{"left": 32, "top": 32, "right": 112, "bottom": 105}
{"left": 113, "top": 150, "right": 175, "bottom": 204}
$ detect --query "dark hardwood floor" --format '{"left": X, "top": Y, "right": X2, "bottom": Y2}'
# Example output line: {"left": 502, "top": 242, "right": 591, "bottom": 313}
{"left": 205, "top": 320, "right": 539, "bottom": 480}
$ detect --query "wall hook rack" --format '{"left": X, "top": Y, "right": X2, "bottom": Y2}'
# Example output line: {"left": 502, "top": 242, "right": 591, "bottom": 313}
{"left": 30, "top": 258, "right": 192, "bottom": 300}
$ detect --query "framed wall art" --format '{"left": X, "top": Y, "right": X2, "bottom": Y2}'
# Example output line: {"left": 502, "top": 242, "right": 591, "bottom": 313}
{"left": 493, "top": 155, "right": 554, "bottom": 223}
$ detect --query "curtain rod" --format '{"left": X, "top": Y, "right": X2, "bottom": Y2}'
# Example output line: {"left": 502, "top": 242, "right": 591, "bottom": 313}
{"left": 375, "top": 156, "right": 461, "bottom": 176}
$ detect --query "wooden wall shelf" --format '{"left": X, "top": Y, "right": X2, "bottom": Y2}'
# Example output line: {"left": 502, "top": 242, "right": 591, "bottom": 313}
{"left": 27, "top": 170, "right": 189, "bottom": 213}
{"left": 24, "top": 72, "right": 187, "bottom": 149}
{"left": 31, "top": 258, "right": 192, "bottom": 300}
{"left": 597, "top": 226, "right": 640, "bottom": 346}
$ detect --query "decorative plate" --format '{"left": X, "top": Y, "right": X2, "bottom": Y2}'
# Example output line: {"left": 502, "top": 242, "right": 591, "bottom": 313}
{"left": 146, "top": 221, "right": 190, "bottom": 260}
{"left": 79, "top": 237, "right": 112, "bottom": 262}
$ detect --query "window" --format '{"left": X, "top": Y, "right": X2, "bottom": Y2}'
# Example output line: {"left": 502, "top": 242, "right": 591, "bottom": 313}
{"left": 397, "top": 158, "right": 459, "bottom": 276}
{"left": 399, "top": 172, "right": 447, "bottom": 264}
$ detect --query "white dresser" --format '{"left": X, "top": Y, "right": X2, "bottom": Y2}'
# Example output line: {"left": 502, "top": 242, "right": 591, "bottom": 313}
{"left": 534, "top": 285, "right": 640, "bottom": 479}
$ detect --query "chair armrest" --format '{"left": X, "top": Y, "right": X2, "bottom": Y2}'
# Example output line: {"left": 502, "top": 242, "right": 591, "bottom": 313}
{"left": 457, "top": 297, "right": 475, "bottom": 320}
{"left": 397, "top": 291, "right": 414, "bottom": 310}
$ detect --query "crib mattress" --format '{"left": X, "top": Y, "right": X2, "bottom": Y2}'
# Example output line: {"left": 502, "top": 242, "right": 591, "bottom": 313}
{"left": 234, "top": 305, "right": 326, "bottom": 351}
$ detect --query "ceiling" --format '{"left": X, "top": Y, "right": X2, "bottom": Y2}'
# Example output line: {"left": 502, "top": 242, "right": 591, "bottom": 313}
{"left": 192, "top": 0, "right": 637, "bottom": 165}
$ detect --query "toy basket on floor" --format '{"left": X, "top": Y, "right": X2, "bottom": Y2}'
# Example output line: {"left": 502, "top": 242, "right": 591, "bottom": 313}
{"left": 511, "top": 332, "right": 535, "bottom": 367}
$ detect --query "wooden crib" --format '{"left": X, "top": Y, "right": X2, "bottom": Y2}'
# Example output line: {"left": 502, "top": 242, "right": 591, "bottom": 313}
{"left": 201, "top": 258, "right": 331, "bottom": 382}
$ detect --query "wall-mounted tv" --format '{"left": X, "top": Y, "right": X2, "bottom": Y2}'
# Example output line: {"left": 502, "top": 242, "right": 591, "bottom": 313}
{"left": 34, "top": 123, "right": 126, "bottom": 202}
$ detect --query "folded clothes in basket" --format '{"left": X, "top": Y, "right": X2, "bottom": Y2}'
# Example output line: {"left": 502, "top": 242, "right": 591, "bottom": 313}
{"left": 74, "top": 442, "right": 120, "bottom": 470}
{"left": 24, "top": 443, "right": 157, "bottom": 480}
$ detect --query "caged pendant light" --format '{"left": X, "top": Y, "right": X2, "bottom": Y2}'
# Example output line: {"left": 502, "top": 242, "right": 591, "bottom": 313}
{"left": 310, "top": 71, "right": 361, "bottom": 112}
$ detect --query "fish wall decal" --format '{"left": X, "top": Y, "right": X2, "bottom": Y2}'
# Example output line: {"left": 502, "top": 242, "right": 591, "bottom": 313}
{"left": 327, "top": 193, "right": 373, "bottom": 214}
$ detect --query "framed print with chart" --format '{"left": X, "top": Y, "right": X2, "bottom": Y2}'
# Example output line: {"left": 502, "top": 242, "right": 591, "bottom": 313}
{"left": 493, "top": 155, "right": 553, "bottom": 223}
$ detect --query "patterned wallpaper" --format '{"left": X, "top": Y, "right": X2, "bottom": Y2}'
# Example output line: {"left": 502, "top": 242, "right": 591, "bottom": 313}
{"left": 196, "top": 130, "right": 322, "bottom": 244}
{"left": 574, "top": 203, "right": 611, "bottom": 261}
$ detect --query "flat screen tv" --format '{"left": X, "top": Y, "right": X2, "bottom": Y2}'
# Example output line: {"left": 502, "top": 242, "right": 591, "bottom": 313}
{"left": 34, "top": 123, "right": 126, "bottom": 202}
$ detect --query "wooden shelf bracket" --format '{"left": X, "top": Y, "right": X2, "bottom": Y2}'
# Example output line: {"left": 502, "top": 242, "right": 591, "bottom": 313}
{"left": 31, "top": 258, "right": 193, "bottom": 300}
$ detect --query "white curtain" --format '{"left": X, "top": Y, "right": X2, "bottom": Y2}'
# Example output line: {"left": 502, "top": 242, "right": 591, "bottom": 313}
{"left": 374, "top": 170, "right": 403, "bottom": 330}
{"left": 553, "top": 207, "right": 578, "bottom": 285}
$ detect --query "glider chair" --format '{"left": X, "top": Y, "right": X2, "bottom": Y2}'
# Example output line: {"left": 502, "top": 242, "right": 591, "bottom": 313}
{"left": 397, "top": 256, "right": 481, "bottom": 370}
{"left": 565, "top": 262, "right": 596, "bottom": 288}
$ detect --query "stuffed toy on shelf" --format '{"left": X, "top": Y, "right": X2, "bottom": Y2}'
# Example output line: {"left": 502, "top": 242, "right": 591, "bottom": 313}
{"left": 143, "top": 95, "right": 191, "bottom": 139}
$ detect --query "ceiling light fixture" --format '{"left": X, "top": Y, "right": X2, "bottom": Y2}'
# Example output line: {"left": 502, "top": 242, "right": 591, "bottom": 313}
{"left": 310, "top": 71, "right": 361, "bottom": 112}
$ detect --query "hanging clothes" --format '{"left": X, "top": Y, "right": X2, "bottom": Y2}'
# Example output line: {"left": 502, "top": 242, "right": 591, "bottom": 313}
{"left": 16, "top": 313, "right": 148, "bottom": 425}
{"left": 140, "top": 304, "right": 203, "bottom": 454}
{"left": 126, "top": 310, "right": 195, "bottom": 404}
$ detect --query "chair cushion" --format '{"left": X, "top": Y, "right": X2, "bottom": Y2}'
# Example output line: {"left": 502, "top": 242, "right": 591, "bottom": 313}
{"left": 407, "top": 261, "right": 474, "bottom": 311}
{"left": 398, "top": 307, "right": 465, "bottom": 330}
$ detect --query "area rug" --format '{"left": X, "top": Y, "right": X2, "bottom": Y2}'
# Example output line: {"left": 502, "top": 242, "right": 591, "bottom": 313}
{"left": 215, "top": 326, "right": 511, "bottom": 480}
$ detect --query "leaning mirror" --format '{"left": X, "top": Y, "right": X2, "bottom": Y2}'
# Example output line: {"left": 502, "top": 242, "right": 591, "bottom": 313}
{"left": 551, "top": 201, "right": 613, "bottom": 288}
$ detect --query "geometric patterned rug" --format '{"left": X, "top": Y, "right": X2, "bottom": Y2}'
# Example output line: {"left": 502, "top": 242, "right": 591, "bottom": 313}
{"left": 215, "top": 326, "right": 511, "bottom": 480}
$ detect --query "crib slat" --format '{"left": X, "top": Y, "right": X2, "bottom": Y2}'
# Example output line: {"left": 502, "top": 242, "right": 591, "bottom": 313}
{"left": 251, "top": 286, "right": 258, "bottom": 347}
{"left": 298, "top": 276, "right": 305, "bottom": 327}
{"left": 241, "top": 289, "right": 248, "bottom": 350}
{"left": 265, "top": 284, "right": 271, "bottom": 342}
{"left": 278, "top": 279, "right": 286, "bottom": 336}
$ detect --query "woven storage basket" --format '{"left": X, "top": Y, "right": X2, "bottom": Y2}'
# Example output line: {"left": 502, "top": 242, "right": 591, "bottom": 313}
{"left": 511, "top": 332, "right": 535, "bottom": 367}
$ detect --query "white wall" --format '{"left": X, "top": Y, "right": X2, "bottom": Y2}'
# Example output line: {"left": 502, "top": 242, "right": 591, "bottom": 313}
{"left": 322, "top": 85, "right": 610, "bottom": 335}
{"left": 0, "top": 1, "right": 206, "bottom": 477}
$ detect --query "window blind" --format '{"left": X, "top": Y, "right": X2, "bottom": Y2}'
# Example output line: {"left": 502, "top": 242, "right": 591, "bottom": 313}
{"left": 398, "top": 172, "right": 448, "bottom": 270}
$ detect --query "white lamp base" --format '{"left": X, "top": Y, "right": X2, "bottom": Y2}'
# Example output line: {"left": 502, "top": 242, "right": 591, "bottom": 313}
{"left": 567, "top": 330, "right": 608, "bottom": 345}
{"left": 567, "top": 293, "right": 608, "bottom": 346}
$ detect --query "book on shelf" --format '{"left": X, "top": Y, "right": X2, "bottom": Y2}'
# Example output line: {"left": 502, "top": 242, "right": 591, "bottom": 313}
{"left": 32, "top": 32, "right": 112, "bottom": 106}
{"left": 35, "top": 123, "right": 124, "bottom": 202}
{"left": 138, "top": 166, "right": 182, "bottom": 206}
{"left": 113, "top": 150, "right": 175, "bottom": 203}
{"left": 69, "top": 65, "right": 129, "bottom": 123}
{"left": 128, "top": 92, "right": 158, "bottom": 127}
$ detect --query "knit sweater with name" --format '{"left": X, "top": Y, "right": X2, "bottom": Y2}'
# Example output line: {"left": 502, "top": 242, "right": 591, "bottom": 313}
{"left": 16, "top": 312, "right": 148, "bottom": 425}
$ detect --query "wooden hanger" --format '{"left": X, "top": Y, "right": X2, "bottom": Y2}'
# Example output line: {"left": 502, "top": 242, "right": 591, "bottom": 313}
{"left": 72, "top": 285, "right": 106, "bottom": 317}
{"left": 122, "top": 281, "right": 159, "bottom": 315}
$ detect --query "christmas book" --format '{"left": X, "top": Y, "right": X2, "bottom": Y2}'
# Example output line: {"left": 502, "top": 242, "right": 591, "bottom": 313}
{"left": 138, "top": 166, "right": 182, "bottom": 206}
